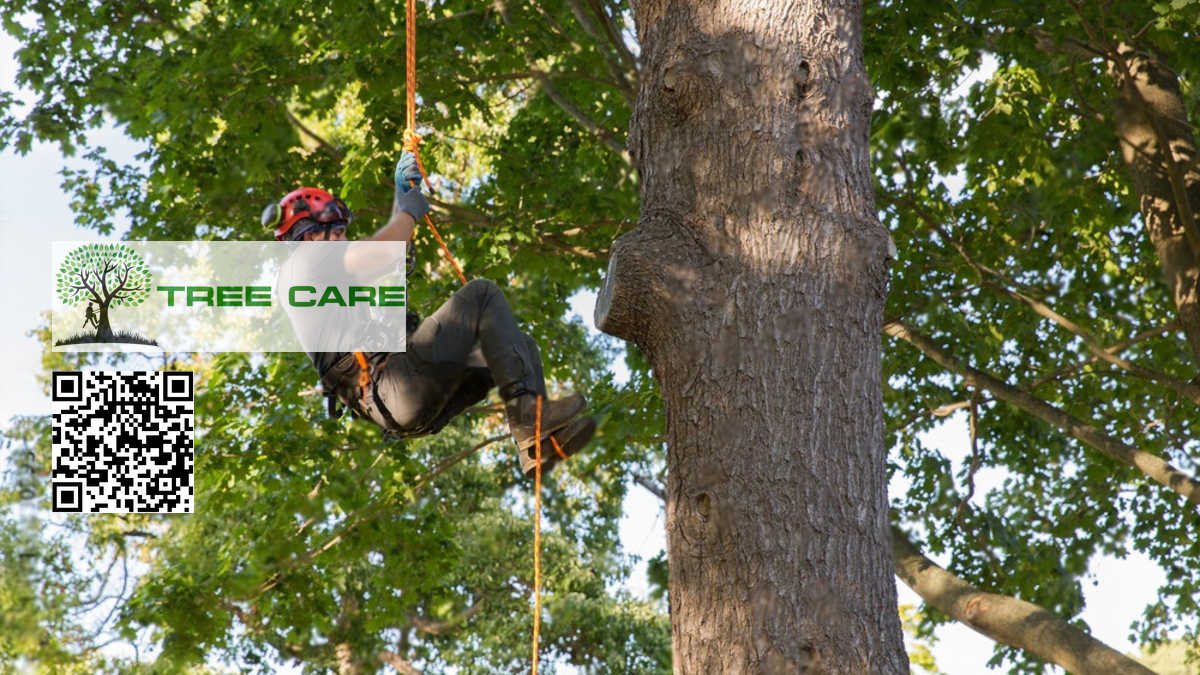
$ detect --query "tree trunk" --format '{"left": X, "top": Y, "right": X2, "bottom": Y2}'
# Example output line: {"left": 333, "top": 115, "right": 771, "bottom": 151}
{"left": 335, "top": 642, "right": 360, "bottom": 675}
{"left": 1109, "top": 43, "right": 1200, "bottom": 368}
{"left": 335, "top": 590, "right": 362, "bottom": 675}
{"left": 95, "top": 301, "right": 113, "bottom": 341}
{"left": 597, "top": 0, "right": 906, "bottom": 671}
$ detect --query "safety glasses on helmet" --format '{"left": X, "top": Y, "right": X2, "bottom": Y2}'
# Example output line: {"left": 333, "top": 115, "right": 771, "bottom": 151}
{"left": 293, "top": 220, "right": 348, "bottom": 240}
{"left": 306, "top": 198, "right": 351, "bottom": 224}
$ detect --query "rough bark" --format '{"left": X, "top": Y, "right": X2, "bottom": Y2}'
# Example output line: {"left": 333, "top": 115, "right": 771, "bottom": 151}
{"left": 892, "top": 525, "right": 1156, "bottom": 675}
{"left": 598, "top": 0, "right": 907, "bottom": 671}
{"left": 1108, "top": 43, "right": 1200, "bottom": 368}
{"left": 631, "top": 476, "right": 1149, "bottom": 672}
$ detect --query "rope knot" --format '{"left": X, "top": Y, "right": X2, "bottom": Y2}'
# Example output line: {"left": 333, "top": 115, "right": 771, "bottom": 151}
{"left": 403, "top": 128, "right": 421, "bottom": 153}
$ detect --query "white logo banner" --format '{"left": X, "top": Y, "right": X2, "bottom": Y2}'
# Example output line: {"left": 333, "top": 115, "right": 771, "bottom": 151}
{"left": 51, "top": 242, "right": 409, "bottom": 353}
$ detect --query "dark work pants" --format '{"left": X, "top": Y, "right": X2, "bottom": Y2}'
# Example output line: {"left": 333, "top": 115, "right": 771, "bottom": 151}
{"left": 351, "top": 278, "right": 545, "bottom": 437}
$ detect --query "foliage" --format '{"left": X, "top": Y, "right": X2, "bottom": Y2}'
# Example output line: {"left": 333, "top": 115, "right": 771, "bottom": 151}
{"left": 2, "top": 0, "right": 1199, "bottom": 671}
{"left": 868, "top": 0, "right": 1200, "bottom": 668}
{"left": 0, "top": 415, "right": 168, "bottom": 675}
{"left": 1131, "top": 639, "right": 1200, "bottom": 674}
{"left": 899, "top": 604, "right": 944, "bottom": 675}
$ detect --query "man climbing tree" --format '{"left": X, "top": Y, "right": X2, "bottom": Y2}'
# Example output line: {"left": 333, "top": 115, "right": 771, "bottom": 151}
{"left": 6, "top": 0, "right": 1200, "bottom": 669}
{"left": 268, "top": 153, "right": 596, "bottom": 476}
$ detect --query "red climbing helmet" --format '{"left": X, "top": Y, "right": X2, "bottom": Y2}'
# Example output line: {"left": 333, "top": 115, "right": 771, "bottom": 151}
{"left": 262, "top": 187, "right": 353, "bottom": 241}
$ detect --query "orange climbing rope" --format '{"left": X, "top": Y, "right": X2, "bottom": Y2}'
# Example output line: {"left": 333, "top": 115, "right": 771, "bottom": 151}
{"left": 405, "top": 0, "right": 418, "bottom": 136}
{"left": 399, "top": 7, "right": 567, "bottom": 673}
{"left": 532, "top": 396, "right": 543, "bottom": 674}
{"left": 353, "top": 351, "right": 371, "bottom": 391}
{"left": 532, "top": 404, "right": 570, "bottom": 675}
{"left": 550, "top": 435, "right": 568, "bottom": 462}
{"left": 352, "top": 0, "right": 466, "bottom": 401}
{"left": 403, "top": 0, "right": 467, "bottom": 287}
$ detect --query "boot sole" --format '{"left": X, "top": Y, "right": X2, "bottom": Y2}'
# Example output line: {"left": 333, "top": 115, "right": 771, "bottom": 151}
{"left": 522, "top": 416, "right": 596, "bottom": 476}
{"left": 513, "top": 394, "right": 586, "bottom": 450}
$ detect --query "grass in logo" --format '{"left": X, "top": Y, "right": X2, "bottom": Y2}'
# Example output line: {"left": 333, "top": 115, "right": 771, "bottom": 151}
{"left": 54, "top": 243, "right": 159, "bottom": 347}
{"left": 54, "top": 329, "right": 159, "bottom": 347}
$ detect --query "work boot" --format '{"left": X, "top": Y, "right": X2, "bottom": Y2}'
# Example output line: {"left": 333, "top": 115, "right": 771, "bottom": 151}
{"left": 519, "top": 415, "right": 597, "bottom": 476}
{"left": 504, "top": 392, "right": 586, "bottom": 453}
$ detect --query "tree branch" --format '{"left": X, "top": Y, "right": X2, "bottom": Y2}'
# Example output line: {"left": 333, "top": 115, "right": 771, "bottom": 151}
{"left": 978, "top": 278, "right": 1200, "bottom": 404}
{"left": 534, "top": 73, "right": 630, "bottom": 162}
{"left": 1100, "top": 42, "right": 1200, "bottom": 365}
{"left": 413, "top": 433, "right": 509, "bottom": 492}
{"left": 952, "top": 394, "right": 983, "bottom": 527}
{"left": 265, "top": 93, "right": 344, "bottom": 162}
{"left": 883, "top": 319, "right": 1200, "bottom": 508}
{"left": 222, "top": 600, "right": 323, "bottom": 663}
{"left": 1029, "top": 28, "right": 1108, "bottom": 61}
{"left": 632, "top": 471, "right": 665, "bottom": 501}
{"left": 585, "top": 0, "right": 639, "bottom": 76}
{"left": 378, "top": 650, "right": 423, "bottom": 675}
{"left": 1090, "top": 33, "right": 1198, "bottom": 255}
{"left": 334, "top": 589, "right": 362, "bottom": 675}
{"left": 427, "top": 9, "right": 482, "bottom": 26}
{"left": 912, "top": 190, "right": 1200, "bottom": 401}
{"left": 132, "top": 1, "right": 188, "bottom": 39}
{"left": 286, "top": 108, "right": 344, "bottom": 162}
{"left": 892, "top": 524, "right": 1155, "bottom": 675}
{"left": 76, "top": 550, "right": 121, "bottom": 612}
{"left": 454, "top": 68, "right": 625, "bottom": 93}
{"left": 886, "top": 400, "right": 974, "bottom": 435}
{"left": 254, "top": 434, "right": 509, "bottom": 597}
{"left": 563, "top": 0, "right": 637, "bottom": 103}
{"left": 1026, "top": 320, "right": 1178, "bottom": 390}
{"left": 631, "top": 470, "right": 1151, "bottom": 671}
{"left": 406, "top": 598, "right": 483, "bottom": 635}
{"left": 538, "top": 233, "right": 606, "bottom": 259}
{"left": 529, "top": 0, "right": 585, "bottom": 54}
{"left": 427, "top": 194, "right": 493, "bottom": 228}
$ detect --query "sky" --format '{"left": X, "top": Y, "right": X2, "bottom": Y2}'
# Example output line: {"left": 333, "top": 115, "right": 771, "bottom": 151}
{"left": 0, "top": 29, "right": 1170, "bottom": 674}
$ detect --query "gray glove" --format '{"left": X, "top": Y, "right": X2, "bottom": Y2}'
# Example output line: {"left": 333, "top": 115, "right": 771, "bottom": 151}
{"left": 393, "top": 187, "right": 430, "bottom": 222}
{"left": 394, "top": 152, "right": 422, "bottom": 195}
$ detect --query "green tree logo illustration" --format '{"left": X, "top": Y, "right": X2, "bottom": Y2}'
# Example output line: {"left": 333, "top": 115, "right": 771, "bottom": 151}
{"left": 55, "top": 243, "right": 154, "bottom": 345}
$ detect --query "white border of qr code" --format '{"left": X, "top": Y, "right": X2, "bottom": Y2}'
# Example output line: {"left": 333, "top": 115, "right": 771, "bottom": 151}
{"left": 52, "top": 371, "right": 194, "bottom": 514}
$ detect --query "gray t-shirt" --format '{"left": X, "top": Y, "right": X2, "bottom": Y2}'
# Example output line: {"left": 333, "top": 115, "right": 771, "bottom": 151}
{"left": 277, "top": 241, "right": 417, "bottom": 376}
{"left": 277, "top": 244, "right": 358, "bottom": 375}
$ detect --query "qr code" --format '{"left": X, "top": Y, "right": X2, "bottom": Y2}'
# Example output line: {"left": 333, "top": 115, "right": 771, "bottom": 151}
{"left": 51, "top": 371, "right": 194, "bottom": 514}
